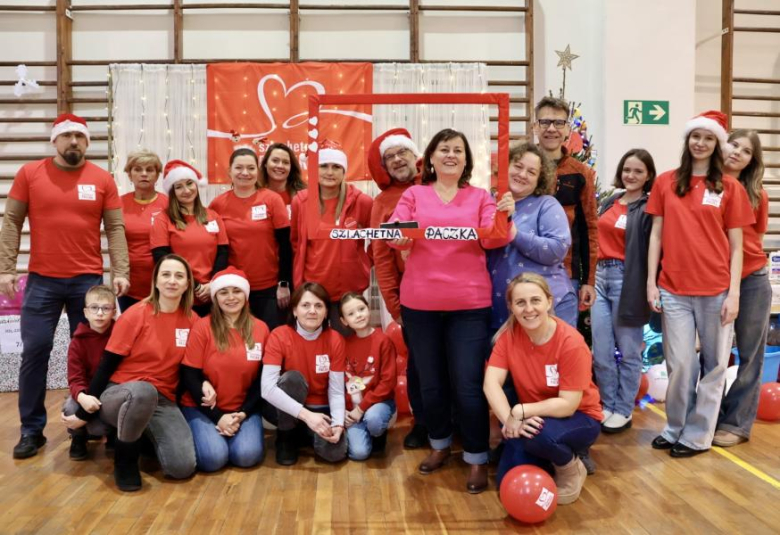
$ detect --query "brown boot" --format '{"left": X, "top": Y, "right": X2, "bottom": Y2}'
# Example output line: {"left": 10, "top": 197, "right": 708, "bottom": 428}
{"left": 418, "top": 447, "right": 451, "bottom": 474}
{"left": 553, "top": 457, "right": 587, "bottom": 505}
{"left": 466, "top": 464, "right": 488, "bottom": 494}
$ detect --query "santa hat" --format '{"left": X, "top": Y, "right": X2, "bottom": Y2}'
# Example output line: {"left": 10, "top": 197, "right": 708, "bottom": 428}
{"left": 162, "top": 159, "right": 207, "bottom": 193}
{"left": 368, "top": 128, "right": 420, "bottom": 190}
{"left": 683, "top": 110, "right": 729, "bottom": 152}
{"left": 209, "top": 267, "right": 250, "bottom": 301}
{"left": 50, "top": 113, "right": 90, "bottom": 143}
{"left": 318, "top": 140, "right": 348, "bottom": 174}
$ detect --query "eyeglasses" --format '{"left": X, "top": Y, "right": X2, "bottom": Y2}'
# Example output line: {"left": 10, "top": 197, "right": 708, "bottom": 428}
{"left": 383, "top": 148, "right": 412, "bottom": 163}
{"left": 537, "top": 119, "right": 568, "bottom": 130}
{"left": 86, "top": 304, "right": 115, "bottom": 315}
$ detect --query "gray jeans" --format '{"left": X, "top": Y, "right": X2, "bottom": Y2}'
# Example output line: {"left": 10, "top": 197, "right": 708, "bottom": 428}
{"left": 63, "top": 396, "right": 111, "bottom": 437}
{"left": 276, "top": 370, "right": 347, "bottom": 463}
{"left": 99, "top": 381, "right": 196, "bottom": 479}
{"left": 660, "top": 290, "right": 734, "bottom": 450}
{"left": 718, "top": 268, "right": 772, "bottom": 438}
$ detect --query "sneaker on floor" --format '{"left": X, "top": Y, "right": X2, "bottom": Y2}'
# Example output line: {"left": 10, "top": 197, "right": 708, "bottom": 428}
{"left": 602, "top": 413, "right": 632, "bottom": 434}
{"left": 579, "top": 451, "right": 596, "bottom": 475}
{"left": 601, "top": 409, "right": 613, "bottom": 424}
{"left": 712, "top": 429, "right": 747, "bottom": 448}
{"left": 13, "top": 434, "right": 47, "bottom": 460}
{"left": 69, "top": 434, "right": 88, "bottom": 461}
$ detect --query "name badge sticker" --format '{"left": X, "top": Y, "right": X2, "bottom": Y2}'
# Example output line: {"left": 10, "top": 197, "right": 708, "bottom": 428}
{"left": 545, "top": 364, "right": 559, "bottom": 387}
{"left": 702, "top": 189, "right": 723, "bottom": 208}
{"left": 205, "top": 220, "right": 220, "bottom": 233}
{"left": 246, "top": 343, "right": 263, "bottom": 361}
{"left": 78, "top": 184, "right": 96, "bottom": 201}
{"left": 175, "top": 329, "right": 190, "bottom": 348}
{"left": 315, "top": 354, "right": 330, "bottom": 374}
{"left": 251, "top": 204, "right": 268, "bottom": 221}
{"left": 615, "top": 214, "right": 627, "bottom": 230}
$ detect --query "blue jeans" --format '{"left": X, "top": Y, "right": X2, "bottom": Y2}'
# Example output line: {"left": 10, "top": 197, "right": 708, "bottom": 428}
{"left": 19, "top": 272, "right": 103, "bottom": 434}
{"left": 660, "top": 289, "right": 733, "bottom": 450}
{"left": 181, "top": 406, "right": 264, "bottom": 472}
{"left": 401, "top": 306, "right": 491, "bottom": 465}
{"left": 555, "top": 290, "right": 579, "bottom": 328}
{"left": 591, "top": 261, "right": 645, "bottom": 417}
{"left": 346, "top": 400, "right": 396, "bottom": 460}
{"left": 718, "top": 268, "right": 771, "bottom": 438}
{"left": 402, "top": 324, "right": 425, "bottom": 426}
{"left": 496, "top": 412, "right": 601, "bottom": 487}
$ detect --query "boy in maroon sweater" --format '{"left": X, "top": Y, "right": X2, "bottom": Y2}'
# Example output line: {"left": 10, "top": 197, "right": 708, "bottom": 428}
{"left": 61, "top": 285, "right": 115, "bottom": 460}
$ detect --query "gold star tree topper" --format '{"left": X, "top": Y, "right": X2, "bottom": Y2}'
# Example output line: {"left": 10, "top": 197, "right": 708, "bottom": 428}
{"left": 555, "top": 44, "right": 579, "bottom": 71}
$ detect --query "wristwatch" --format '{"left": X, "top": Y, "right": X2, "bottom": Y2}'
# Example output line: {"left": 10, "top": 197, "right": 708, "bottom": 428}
{"left": 278, "top": 281, "right": 289, "bottom": 289}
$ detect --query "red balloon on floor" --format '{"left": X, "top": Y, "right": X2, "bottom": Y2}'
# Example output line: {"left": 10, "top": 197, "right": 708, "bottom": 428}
{"left": 499, "top": 465, "right": 558, "bottom": 524}
{"left": 757, "top": 382, "right": 780, "bottom": 422}
{"left": 385, "top": 321, "right": 408, "bottom": 358}
{"left": 635, "top": 373, "right": 649, "bottom": 403}
{"left": 395, "top": 375, "right": 411, "bottom": 414}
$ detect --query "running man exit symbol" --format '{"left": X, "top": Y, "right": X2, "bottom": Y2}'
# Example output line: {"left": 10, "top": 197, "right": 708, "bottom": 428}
{"left": 623, "top": 100, "right": 669, "bottom": 125}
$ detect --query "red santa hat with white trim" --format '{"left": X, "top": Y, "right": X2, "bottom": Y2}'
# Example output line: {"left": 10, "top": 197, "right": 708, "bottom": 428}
{"left": 318, "top": 139, "right": 348, "bottom": 174}
{"left": 162, "top": 159, "right": 207, "bottom": 193}
{"left": 209, "top": 266, "right": 250, "bottom": 301}
{"left": 50, "top": 113, "right": 90, "bottom": 143}
{"left": 682, "top": 110, "right": 730, "bottom": 152}
{"left": 367, "top": 128, "right": 420, "bottom": 190}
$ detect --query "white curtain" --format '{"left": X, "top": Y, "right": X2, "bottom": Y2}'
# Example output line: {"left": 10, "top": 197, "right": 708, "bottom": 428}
{"left": 109, "top": 64, "right": 208, "bottom": 197}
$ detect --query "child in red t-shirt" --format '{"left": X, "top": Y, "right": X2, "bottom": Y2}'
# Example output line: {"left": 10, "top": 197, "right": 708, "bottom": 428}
{"left": 61, "top": 285, "right": 115, "bottom": 460}
{"left": 339, "top": 293, "right": 397, "bottom": 460}
{"left": 484, "top": 273, "right": 602, "bottom": 505}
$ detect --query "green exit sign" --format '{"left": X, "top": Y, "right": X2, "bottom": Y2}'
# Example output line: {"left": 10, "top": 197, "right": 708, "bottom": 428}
{"left": 623, "top": 100, "right": 670, "bottom": 125}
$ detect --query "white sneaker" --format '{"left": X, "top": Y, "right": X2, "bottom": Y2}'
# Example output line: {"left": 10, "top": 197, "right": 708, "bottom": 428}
{"left": 601, "top": 409, "right": 613, "bottom": 423}
{"left": 602, "top": 413, "right": 632, "bottom": 434}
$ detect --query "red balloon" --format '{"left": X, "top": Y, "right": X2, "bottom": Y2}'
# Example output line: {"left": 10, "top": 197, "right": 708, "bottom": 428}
{"left": 396, "top": 355, "right": 408, "bottom": 376}
{"left": 757, "top": 382, "right": 780, "bottom": 422}
{"left": 500, "top": 465, "right": 558, "bottom": 524}
{"left": 395, "top": 375, "right": 411, "bottom": 415}
{"left": 635, "top": 373, "right": 649, "bottom": 403}
{"left": 385, "top": 321, "right": 408, "bottom": 358}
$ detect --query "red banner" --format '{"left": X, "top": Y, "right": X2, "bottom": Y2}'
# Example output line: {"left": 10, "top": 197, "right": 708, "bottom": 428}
{"left": 206, "top": 62, "right": 373, "bottom": 184}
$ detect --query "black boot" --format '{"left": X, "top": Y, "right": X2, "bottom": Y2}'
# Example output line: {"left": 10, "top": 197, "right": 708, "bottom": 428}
{"left": 69, "top": 433, "right": 88, "bottom": 461}
{"left": 371, "top": 431, "right": 388, "bottom": 456}
{"left": 114, "top": 440, "right": 142, "bottom": 492}
{"left": 403, "top": 424, "right": 428, "bottom": 449}
{"left": 275, "top": 430, "right": 299, "bottom": 466}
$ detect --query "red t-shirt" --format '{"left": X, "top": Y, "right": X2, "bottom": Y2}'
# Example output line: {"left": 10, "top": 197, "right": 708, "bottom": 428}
{"left": 645, "top": 171, "right": 755, "bottom": 295}
{"left": 488, "top": 318, "right": 603, "bottom": 422}
{"left": 597, "top": 202, "right": 627, "bottom": 262}
{"left": 181, "top": 315, "right": 270, "bottom": 411}
{"left": 209, "top": 189, "right": 290, "bottom": 290}
{"left": 742, "top": 189, "right": 769, "bottom": 278}
{"left": 344, "top": 329, "right": 397, "bottom": 412}
{"left": 106, "top": 301, "right": 197, "bottom": 402}
{"left": 9, "top": 158, "right": 121, "bottom": 278}
{"left": 149, "top": 209, "right": 229, "bottom": 284}
{"left": 303, "top": 198, "right": 342, "bottom": 297}
{"left": 264, "top": 325, "right": 346, "bottom": 406}
{"left": 121, "top": 193, "right": 169, "bottom": 300}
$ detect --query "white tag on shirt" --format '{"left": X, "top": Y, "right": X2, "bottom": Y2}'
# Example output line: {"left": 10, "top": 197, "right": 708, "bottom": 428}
{"left": 246, "top": 343, "right": 263, "bottom": 361}
{"left": 175, "top": 329, "right": 190, "bottom": 348}
{"left": 78, "top": 184, "right": 96, "bottom": 201}
{"left": 315, "top": 354, "right": 330, "bottom": 374}
{"left": 614, "top": 214, "right": 627, "bottom": 230}
{"left": 545, "top": 364, "right": 559, "bottom": 387}
{"left": 251, "top": 204, "right": 268, "bottom": 221}
{"left": 702, "top": 189, "right": 723, "bottom": 208}
{"left": 150, "top": 210, "right": 162, "bottom": 225}
{"left": 205, "top": 220, "right": 220, "bottom": 233}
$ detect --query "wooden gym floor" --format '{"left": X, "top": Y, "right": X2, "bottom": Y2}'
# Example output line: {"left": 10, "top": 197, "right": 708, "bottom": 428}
{"left": 0, "top": 390, "right": 778, "bottom": 534}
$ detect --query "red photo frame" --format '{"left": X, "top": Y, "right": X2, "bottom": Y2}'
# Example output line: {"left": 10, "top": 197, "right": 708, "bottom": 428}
{"left": 306, "top": 92, "right": 511, "bottom": 239}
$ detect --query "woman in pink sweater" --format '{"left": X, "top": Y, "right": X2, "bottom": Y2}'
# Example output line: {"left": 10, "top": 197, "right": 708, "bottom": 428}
{"left": 390, "top": 128, "right": 515, "bottom": 494}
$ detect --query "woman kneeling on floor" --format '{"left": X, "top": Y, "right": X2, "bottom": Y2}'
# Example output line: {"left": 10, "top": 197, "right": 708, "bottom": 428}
{"left": 261, "top": 282, "right": 347, "bottom": 465}
{"left": 484, "top": 273, "right": 602, "bottom": 504}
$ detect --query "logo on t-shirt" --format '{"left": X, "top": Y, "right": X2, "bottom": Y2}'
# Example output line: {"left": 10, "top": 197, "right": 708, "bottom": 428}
{"left": 315, "top": 354, "right": 330, "bottom": 374}
{"left": 150, "top": 210, "right": 162, "bottom": 225}
{"left": 615, "top": 214, "right": 627, "bottom": 230}
{"left": 205, "top": 220, "right": 220, "bottom": 233}
{"left": 702, "top": 189, "right": 724, "bottom": 208}
{"left": 251, "top": 204, "right": 268, "bottom": 221}
{"left": 545, "top": 364, "right": 559, "bottom": 387}
{"left": 175, "top": 329, "right": 190, "bottom": 347}
{"left": 246, "top": 343, "right": 263, "bottom": 361}
{"left": 77, "top": 184, "right": 96, "bottom": 201}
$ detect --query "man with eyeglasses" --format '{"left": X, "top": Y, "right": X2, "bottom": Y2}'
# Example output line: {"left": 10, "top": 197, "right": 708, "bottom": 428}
{"left": 0, "top": 113, "right": 130, "bottom": 459}
{"left": 367, "top": 128, "right": 428, "bottom": 449}
{"left": 533, "top": 97, "right": 600, "bottom": 475}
